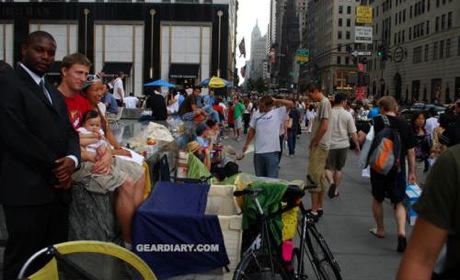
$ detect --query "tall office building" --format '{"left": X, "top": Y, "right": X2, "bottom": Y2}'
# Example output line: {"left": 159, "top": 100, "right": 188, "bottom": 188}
{"left": 249, "top": 20, "right": 268, "bottom": 80}
{"left": 304, "top": 0, "right": 363, "bottom": 96}
{"left": 0, "top": 0, "right": 237, "bottom": 95}
{"left": 367, "top": 0, "right": 460, "bottom": 103}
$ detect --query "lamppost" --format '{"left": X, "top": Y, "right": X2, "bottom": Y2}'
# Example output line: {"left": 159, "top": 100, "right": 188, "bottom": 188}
{"left": 217, "top": 10, "right": 223, "bottom": 78}
{"left": 83, "top": 8, "right": 90, "bottom": 56}
{"left": 149, "top": 9, "right": 156, "bottom": 79}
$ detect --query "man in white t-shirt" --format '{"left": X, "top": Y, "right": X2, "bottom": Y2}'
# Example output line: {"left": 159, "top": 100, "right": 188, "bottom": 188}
{"left": 113, "top": 71, "right": 125, "bottom": 107}
{"left": 124, "top": 92, "right": 139, "bottom": 109}
{"left": 424, "top": 107, "right": 438, "bottom": 140}
{"left": 242, "top": 96, "right": 294, "bottom": 178}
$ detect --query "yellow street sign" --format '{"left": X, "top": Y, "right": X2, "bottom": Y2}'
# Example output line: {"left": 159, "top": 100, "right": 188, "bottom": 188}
{"left": 356, "top": 6, "right": 372, "bottom": 24}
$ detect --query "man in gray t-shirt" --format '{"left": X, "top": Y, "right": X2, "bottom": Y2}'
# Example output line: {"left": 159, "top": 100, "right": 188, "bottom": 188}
{"left": 325, "top": 93, "right": 360, "bottom": 198}
{"left": 304, "top": 83, "right": 331, "bottom": 222}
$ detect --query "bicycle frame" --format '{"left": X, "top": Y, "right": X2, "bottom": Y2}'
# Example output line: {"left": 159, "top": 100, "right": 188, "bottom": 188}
{"left": 234, "top": 189, "right": 284, "bottom": 276}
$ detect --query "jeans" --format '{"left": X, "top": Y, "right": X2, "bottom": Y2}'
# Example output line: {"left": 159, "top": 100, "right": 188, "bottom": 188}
{"left": 201, "top": 105, "right": 220, "bottom": 122}
{"left": 254, "top": 152, "right": 279, "bottom": 178}
{"left": 287, "top": 129, "right": 297, "bottom": 155}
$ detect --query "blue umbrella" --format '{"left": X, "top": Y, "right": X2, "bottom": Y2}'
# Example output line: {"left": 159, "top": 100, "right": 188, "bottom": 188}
{"left": 144, "top": 79, "right": 176, "bottom": 88}
{"left": 199, "top": 77, "right": 232, "bottom": 88}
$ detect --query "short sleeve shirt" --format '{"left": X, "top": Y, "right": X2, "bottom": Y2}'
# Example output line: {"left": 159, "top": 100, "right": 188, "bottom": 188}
{"left": 179, "top": 94, "right": 197, "bottom": 115}
{"left": 249, "top": 106, "right": 287, "bottom": 154}
{"left": 329, "top": 107, "right": 357, "bottom": 149}
{"left": 372, "top": 115, "right": 415, "bottom": 159}
{"left": 414, "top": 145, "right": 460, "bottom": 274}
{"left": 311, "top": 97, "right": 332, "bottom": 149}
{"left": 234, "top": 102, "right": 245, "bottom": 119}
{"left": 63, "top": 93, "right": 93, "bottom": 129}
{"left": 112, "top": 78, "right": 124, "bottom": 100}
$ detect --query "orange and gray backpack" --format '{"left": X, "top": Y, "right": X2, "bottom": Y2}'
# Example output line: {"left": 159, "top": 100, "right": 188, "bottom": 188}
{"left": 367, "top": 115, "right": 402, "bottom": 175}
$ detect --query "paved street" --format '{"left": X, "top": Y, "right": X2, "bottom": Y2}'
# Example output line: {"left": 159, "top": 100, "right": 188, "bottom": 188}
{"left": 224, "top": 128, "right": 412, "bottom": 280}
{"left": 0, "top": 123, "right": 411, "bottom": 280}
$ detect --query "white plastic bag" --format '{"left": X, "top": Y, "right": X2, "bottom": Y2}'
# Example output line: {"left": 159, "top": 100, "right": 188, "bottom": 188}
{"left": 142, "top": 122, "right": 174, "bottom": 142}
{"left": 359, "top": 125, "right": 374, "bottom": 169}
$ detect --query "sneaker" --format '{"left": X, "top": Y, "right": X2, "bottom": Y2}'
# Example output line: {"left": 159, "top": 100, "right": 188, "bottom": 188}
{"left": 397, "top": 235, "right": 407, "bottom": 253}
{"left": 307, "top": 209, "right": 320, "bottom": 223}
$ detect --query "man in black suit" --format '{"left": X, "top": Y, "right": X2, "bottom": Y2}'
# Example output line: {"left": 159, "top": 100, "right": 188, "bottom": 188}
{"left": 0, "top": 31, "right": 80, "bottom": 279}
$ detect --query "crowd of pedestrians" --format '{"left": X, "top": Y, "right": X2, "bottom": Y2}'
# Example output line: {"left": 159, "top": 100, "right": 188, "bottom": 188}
{"left": 1, "top": 30, "right": 460, "bottom": 279}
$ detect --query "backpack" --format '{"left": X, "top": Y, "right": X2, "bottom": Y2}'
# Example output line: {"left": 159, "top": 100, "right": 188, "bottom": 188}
{"left": 367, "top": 115, "right": 402, "bottom": 175}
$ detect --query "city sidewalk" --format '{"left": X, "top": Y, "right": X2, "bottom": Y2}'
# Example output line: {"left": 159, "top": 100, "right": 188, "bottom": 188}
{"left": 224, "top": 128, "right": 412, "bottom": 280}
{"left": 0, "top": 125, "right": 411, "bottom": 280}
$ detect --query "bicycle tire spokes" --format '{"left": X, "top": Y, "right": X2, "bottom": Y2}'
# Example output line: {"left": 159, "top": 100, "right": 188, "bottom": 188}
{"left": 306, "top": 225, "right": 342, "bottom": 280}
{"left": 233, "top": 252, "right": 290, "bottom": 280}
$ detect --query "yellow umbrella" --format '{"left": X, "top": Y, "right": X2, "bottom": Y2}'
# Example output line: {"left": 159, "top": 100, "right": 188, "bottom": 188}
{"left": 207, "top": 76, "right": 227, "bottom": 88}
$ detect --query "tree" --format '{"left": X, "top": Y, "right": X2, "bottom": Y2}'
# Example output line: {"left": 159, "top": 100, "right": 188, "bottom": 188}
{"left": 255, "top": 78, "right": 267, "bottom": 93}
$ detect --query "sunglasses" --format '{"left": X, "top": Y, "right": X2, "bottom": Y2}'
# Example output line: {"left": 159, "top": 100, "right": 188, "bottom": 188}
{"left": 86, "top": 74, "right": 101, "bottom": 82}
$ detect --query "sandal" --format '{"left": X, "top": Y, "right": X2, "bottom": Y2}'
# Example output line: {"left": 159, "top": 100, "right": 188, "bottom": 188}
{"left": 369, "top": 228, "right": 385, "bottom": 238}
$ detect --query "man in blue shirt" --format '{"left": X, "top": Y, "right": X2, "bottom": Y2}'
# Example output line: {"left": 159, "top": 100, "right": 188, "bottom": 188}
{"left": 101, "top": 89, "right": 119, "bottom": 116}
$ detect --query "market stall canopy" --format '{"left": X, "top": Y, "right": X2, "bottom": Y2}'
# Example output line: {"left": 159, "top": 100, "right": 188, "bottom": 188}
{"left": 199, "top": 76, "right": 232, "bottom": 88}
{"left": 169, "top": 63, "right": 200, "bottom": 79}
{"left": 144, "top": 79, "right": 176, "bottom": 88}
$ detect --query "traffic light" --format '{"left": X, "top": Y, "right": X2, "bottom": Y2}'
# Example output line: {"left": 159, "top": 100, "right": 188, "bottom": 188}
{"left": 377, "top": 45, "right": 390, "bottom": 61}
{"left": 377, "top": 45, "right": 384, "bottom": 57}
{"left": 357, "top": 72, "right": 370, "bottom": 86}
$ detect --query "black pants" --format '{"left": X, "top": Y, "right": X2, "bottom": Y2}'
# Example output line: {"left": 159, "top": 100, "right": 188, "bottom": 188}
{"left": 243, "top": 113, "right": 251, "bottom": 134}
{"left": 2, "top": 197, "right": 69, "bottom": 279}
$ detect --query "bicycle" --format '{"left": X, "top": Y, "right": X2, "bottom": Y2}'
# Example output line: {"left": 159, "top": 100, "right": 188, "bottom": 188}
{"left": 232, "top": 180, "right": 342, "bottom": 280}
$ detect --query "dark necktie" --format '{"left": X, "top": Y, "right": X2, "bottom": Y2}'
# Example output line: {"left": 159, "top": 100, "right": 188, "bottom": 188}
{"left": 39, "top": 78, "right": 52, "bottom": 104}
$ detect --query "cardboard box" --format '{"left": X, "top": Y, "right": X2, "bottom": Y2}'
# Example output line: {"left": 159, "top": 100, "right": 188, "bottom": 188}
{"left": 405, "top": 183, "right": 422, "bottom": 226}
{"left": 205, "top": 185, "right": 243, "bottom": 274}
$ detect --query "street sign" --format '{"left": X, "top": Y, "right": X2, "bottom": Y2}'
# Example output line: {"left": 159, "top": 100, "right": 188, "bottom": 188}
{"left": 354, "top": 26, "right": 373, "bottom": 44}
{"left": 297, "top": 48, "right": 309, "bottom": 56}
{"left": 351, "top": 50, "right": 372, "bottom": 57}
{"left": 296, "top": 48, "right": 309, "bottom": 65}
{"left": 356, "top": 6, "right": 373, "bottom": 24}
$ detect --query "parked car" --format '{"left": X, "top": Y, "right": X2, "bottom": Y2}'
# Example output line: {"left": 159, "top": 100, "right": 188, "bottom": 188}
{"left": 399, "top": 103, "right": 446, "bottom": 122}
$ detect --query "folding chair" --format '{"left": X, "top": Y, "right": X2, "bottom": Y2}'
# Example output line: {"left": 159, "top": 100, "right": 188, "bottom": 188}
{"left": 107, "top": 107, "right": 124, "bottom": 127}
{"left": 18, "top": 240, "right": 156, "bottom": 280}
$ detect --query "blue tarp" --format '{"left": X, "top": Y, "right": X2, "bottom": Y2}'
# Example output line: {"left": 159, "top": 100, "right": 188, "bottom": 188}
{"left": 132, "top": 182, "right": 229, "bottom": 278}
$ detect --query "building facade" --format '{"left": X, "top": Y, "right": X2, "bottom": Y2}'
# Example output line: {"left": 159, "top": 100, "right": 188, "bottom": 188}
{"left": 304, "top": 0, "right": 364, "bottom": 96}
{"left": 0, "top": 0, "right": 236, "bottom": 95}
{"left": 249, "top": 21, "right": 267, "bottom": 81}
{"left": 304, "top": 0, "right": 460, "bottom": 102}
{"left": 367, "top": 0, "right": 460, "bottom": 103}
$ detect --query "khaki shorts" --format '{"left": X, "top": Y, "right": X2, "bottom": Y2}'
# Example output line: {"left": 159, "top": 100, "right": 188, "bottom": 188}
{"left": 234, "top": 117, "right": 243, "bottom": 129}
{"left": 72, "top": 157, "right": 144, "bottom": 194}
{"left": 307, "top": 146, "right": 329, "bottom": 193}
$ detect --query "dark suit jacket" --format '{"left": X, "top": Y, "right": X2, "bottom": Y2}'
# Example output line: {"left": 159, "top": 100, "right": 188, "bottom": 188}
{"left": 0, "top": 67, "right": 80, "bottom": 206}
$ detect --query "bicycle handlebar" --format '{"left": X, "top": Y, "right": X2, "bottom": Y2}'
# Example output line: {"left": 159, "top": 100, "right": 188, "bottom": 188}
{"left": 233, "top": 188, "right": 264, "bottom": 197}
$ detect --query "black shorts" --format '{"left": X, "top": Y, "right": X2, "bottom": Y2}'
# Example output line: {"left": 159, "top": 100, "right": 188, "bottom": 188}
{"left": 370, "top": 165, "right": 406, "bottom": 204}
{"left": 228, "top": 123, "right": 234, "bottom": 128}
{"left": 325, "top": 148, "right": 348, "bottom": 170}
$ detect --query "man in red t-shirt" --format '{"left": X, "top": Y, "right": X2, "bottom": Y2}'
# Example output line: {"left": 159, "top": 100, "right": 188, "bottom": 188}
{"left": 57, "top": 54, "right": 92, "bottom": 129}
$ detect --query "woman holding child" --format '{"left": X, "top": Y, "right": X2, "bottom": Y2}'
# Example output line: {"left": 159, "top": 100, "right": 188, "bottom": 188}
{"left": 72, "top": 73, "right": 145, "bottom": 247}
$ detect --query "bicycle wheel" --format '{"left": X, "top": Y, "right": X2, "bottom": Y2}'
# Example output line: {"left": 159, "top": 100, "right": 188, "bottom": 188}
{"left": 305, "top": 225, "right": 342, "bottom": 280}
{"left": 290, "top": 248, "right": 308, "bottom": 280}
{"left": 233, "top": 251, "right": 290, "bottom": 280}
